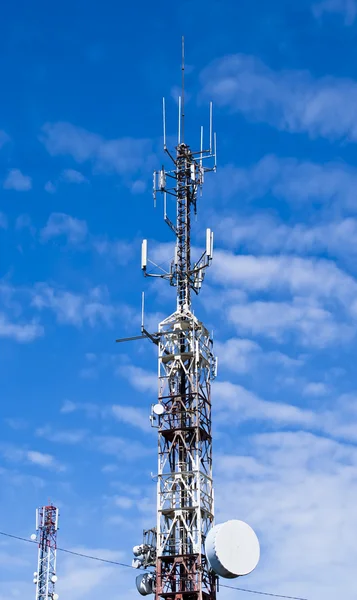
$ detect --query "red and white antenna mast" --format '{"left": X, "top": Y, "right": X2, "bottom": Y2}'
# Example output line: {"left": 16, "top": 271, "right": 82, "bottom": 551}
{"left": 118, "top": 37, "right": 260, "bottom": 600}
{"left": 32, "top": 504, "right": 59, "bottom": 600}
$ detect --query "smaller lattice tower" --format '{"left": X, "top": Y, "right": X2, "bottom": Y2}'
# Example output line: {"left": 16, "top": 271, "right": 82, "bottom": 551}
{"left": 32, "top": 504, "right": 59, "bottom": 600}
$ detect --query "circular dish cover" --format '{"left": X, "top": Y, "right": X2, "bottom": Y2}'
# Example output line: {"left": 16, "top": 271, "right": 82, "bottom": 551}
{"left": 205, "top": 520, "right": 260, "bottom": 578}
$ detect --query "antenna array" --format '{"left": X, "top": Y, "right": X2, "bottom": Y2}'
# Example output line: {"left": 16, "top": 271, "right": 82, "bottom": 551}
{"left": 142, "top": 38, "right": 216, "bottom": 313}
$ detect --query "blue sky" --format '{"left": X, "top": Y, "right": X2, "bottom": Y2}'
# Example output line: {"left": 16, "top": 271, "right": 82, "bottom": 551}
{"left": 2, "top": 0, "right": 357, "bottom": 599}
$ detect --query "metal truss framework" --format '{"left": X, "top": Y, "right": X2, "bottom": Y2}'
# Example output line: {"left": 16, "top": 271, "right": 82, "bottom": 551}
{"left": 155, "top": 308, "right": 217, "bottom": 600}
{"left": 122, "top": 38, "right": 218, "bottom": 600}
{"left": 34, "top": 505, "right": 59, "bottom": 600}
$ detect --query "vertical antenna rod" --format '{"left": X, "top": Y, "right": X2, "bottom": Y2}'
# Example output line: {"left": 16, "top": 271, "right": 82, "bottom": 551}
{"left": 181, "top": 35, "right": 185, "bottom": 144}
{"left": 33, "top": 504, "right": 59, "bottom": 600}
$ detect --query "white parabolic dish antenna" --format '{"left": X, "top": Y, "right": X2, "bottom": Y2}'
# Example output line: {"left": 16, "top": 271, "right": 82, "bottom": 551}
{"left": 153, "top": 403, "right": 164, "bottom": 416}
{"left": 205, "top": 520, "right": 260, "bottom": 578}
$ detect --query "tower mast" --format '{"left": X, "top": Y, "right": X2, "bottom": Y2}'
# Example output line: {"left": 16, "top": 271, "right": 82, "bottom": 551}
{"left": 123, "top": 39, "right": 259, "bottom": 598}
{"left": 140, "top": 37, "right": 217, "bottom": 600}
{"left": 32, "top": 504, "right": 59, "bottom": 600}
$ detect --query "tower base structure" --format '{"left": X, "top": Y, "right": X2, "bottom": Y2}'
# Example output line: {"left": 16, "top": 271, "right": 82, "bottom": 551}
{"left": 154, "top": 309, "right": 216, "bottom": 600}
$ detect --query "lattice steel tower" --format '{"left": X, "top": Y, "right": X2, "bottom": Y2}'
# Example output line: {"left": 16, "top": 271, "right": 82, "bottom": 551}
{"left": 32, "top": 504, "right": 59, "bottom": 600}
{"left": 124, "top": 38, "right": 217, "bottom": 600}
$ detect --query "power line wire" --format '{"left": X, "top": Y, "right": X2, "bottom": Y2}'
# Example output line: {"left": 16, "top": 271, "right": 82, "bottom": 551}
{"left": 0, "top": 531, "right": 133, "bottom": 569}
{"left": 220, "top": 583, "right": 308, "bottom": 600}
{"left": 0, "top": 530, "right": 308, "bottom": 600}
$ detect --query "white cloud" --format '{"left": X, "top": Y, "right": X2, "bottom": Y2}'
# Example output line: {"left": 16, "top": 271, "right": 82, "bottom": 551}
{"left": 60, "top": 399, "right": 77, "bottom": 414}
{"left": 93, "top": 238, "right": 134, "bottom": 265}
{"left": 36, "top": 425, "right": 87, "bottom": 444}
{"left": 3, "top": 169, "right": 32, "bottom": 191}
{"left": 41, "top": 213, "right": 88, "bottom": 244}
{"left": 5, "top": 418, "right": 28, "bottom": 430}
{"left": 206, "top": 155, "right": 357, "bottom": 208}
{"left": 201, "top": 55, "right": 357, "bottom": 141}
{"left": 57, "top": 547, "right": 132, "bottom": 600}
{"left": 94, "top": 435, "right": 152, "bottom": 461}
{"left": 27, "top": 450, "right": 65, "bottom": 471}
{"left": 60, "top": 400, "right": 103, "bottom": 418}
{"left": 114, "top": 495, "right": 134, "bottom": 509}
{"left": 313, "top": 0, "right": 357, "bottom": 24}
{"left": 214, "top": 431, "right": 357, "bottom": 600}
{"left": 215, "top": 380, "right": 357, "bottom": 445}
{"left": 15, "top": 214, "right": 35, "bottom": 234}
{"left": 112, "top": 405, "right": 150, "bottom": 432}
{"left": 62, "top": 168, "right": 88, "bottom": 184}
{"left": 214, "top": 213, "right": 357, "bottom": 258}
{"left": 212, "top": 252, "right": 357, "bottom": 311}
{"left": 44, "top": 181, "right": 56, "bottom": 194}
{"left": 0, "top": 312, "right": 44, "bottom": 343}
{"left": 0, "top": 444, "right": 65, "bottom": 471}
{"left": 303, "top": 382, "right": 330, "bottom": 397}
{"left": 131, "top": 179, "right": 146, "bottom": 194}
{"left": 40, "top": 122, "right": 155, "bottom": 176}
{"left": 215, "top": 380, "right": 316, "bottom": 428}
{"left": 116, "top": 364, "right": 157, "bottom": 394}
{"left": 215, "top": 337, "right": 302, "bottom": 373}
{"left": 206, "top": 250, "right": 357, "bottom": 346}
{"left": 214, "top": 338, "right": 261, "bottom": 373}
{"left": 31, "top": 284, "right": 117, "bottom": 327}
{"left": 227, "top": 298, "right": 348, "bottom": 346}
{"left": 40, "top": 212, "right": 135, "bottom": 265}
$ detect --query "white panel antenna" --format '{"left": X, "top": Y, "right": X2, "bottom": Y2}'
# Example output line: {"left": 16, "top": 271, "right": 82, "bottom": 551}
{"left": 206, "top": 228, "right": 214, "bottom": 259}
{"left": 141, "top": 240, "right": 148, "bottom": 271}
{"left": 159, "top": 169, "right": 166, "bottom": 190}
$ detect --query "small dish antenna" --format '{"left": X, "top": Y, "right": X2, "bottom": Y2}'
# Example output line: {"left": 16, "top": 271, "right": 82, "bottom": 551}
{"left": 136, "top": 573, "right": 154, "bottom": 596}
{"left": 53, "top": 594, "right": 59, "bottom": 600}
{"left": 205, "top": 520, "right": 260, "bottom": 578}
{"left": 30, "top": 534, "right": 37, "bottom": 541}
{"left": 153, "top": 404, "right": 164, "bottom": 416}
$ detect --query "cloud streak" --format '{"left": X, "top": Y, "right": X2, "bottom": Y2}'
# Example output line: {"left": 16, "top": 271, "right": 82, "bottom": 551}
{"left": 206, "top": 154, "right": 357, "bottom": 208}
{"left": 40, "top": 122, "right": 155, "bottom": 176}
{"left": 0, "top": 312, "right": 44, "bottom": 343}
{"left": 214, "top": 213, "right": 357, "bottom": 260}
{"left": 41, "top": 213, "right": 88, "bottom": 244}
{"left": 3, "top": 169, "right": 32, "bottom": 191}
{"left": 201, "top": 55, "right": 357, "bottom": 141}
{"left": 313, "top": 0, "right": 357, "bottom": 25}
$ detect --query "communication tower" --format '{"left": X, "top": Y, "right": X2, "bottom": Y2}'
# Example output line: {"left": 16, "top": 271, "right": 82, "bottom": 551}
{"left": 117, "top": 38, "right": 260, "bottom": 600}
{"left": 31, "top": 504, "right": 59, "bottom": 600}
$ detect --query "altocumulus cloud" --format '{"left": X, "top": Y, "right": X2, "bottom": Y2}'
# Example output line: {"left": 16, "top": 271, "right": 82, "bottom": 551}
{"left": 214, "top": 431, "right": 357, "bottom": 600}
{"left": 0, "top": 313, "right": 44, "bottom": 343}
{"left": 312, "top": 0, "right": 357, "bottom": 24}
{"left": 205, "top": 154, "right": 357, "bottom": 209}
{"left": 3, "top": 169, "right": 32, "bottom": 191}
{"left": 213, "top": 213, "right": 357, "bottom": 259}
{"left": 41, "top": 213, "right": 88, "bottom": 244}
{"left": 40, "top": 122, "right": 155, "bottom": 176}
{"left": 201, "top": 54, "right": 357, "bottom": 141}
